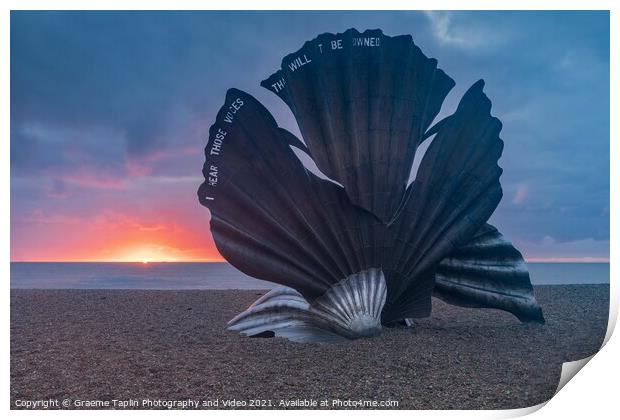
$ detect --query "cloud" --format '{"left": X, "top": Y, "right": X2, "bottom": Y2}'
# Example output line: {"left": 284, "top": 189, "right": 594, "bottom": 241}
{"left": 423, "top": 11, "right": 467, "bottom": 47}
{"left": 422, "top": 11, "right": 512, "bottom": 51}
{"left": 512, "top": 183, "right": 529, "bottom": 205}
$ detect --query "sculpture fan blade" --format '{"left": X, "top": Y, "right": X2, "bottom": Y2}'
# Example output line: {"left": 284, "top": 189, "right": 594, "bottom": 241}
{"left": 197, "top": 88, "right": 385, "bottom": 301}
{"left": 262, "top": 28, "right": 455, "bottom": 222}
{"left": 433, "top": 223, "right": 545, "bottom": 323}
{"left": 382, "top": 80, "right": 504, "bottom": 321}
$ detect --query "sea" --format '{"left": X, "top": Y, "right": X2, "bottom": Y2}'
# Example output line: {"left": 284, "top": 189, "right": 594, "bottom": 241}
{"left": 9, "top": 262, "right": 610, "bottom": 290}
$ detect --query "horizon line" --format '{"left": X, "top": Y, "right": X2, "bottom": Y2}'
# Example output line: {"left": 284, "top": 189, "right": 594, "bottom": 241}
{"left": 9, "top": 259, "right": 226, "bottom": 263}
{"left": 9, "top": 258, "right": 611, "bottom": 264}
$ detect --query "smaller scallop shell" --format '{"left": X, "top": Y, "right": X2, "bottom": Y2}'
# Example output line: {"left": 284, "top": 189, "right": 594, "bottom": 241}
{"left": 227, "top": 288, "right": 345, "bottom": 343}
{"left": 228, "top": 269, "right": 387, "bottom": 343}
{"left": 310, "top": 268, "right": 387, "bottom": 338}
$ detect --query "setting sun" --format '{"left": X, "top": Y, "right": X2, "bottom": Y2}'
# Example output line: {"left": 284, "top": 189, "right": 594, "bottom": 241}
{"left": 112, "top": 244, "right": 183, "bottom": 263}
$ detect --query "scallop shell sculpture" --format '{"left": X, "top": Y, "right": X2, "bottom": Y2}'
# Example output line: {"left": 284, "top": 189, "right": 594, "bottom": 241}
{"left": 198, "top": 29, "right": 544, "bottom": 343}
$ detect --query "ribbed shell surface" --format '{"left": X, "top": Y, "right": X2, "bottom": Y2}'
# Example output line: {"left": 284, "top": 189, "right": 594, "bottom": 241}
{"left": 227, "top": 270, "right": 387, "bottom": 342}
{"left": 227, "top": 287, "right": 346, "bottom": 343}
{"left": 434, "top": 224, "right": 544, "bottom": 322}
{"left": 310, "top": 268, "right": 387, "bottom": 338}
{"left": 262, "top": 28, "right": 455, "bottom": 223}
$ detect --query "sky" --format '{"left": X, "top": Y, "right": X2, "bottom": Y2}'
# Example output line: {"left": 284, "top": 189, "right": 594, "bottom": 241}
{"left": 10, "top": 11, "right": 609, "bottom": 262}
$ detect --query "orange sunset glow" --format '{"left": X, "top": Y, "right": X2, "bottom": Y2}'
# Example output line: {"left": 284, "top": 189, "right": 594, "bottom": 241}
{"left": 10, "top": 200, "right": 226, "bottom": 262}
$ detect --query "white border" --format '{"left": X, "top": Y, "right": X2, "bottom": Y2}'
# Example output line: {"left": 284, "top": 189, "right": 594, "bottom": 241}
{"left": 3, "top": 2, "right": 617, "bottom": 419}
